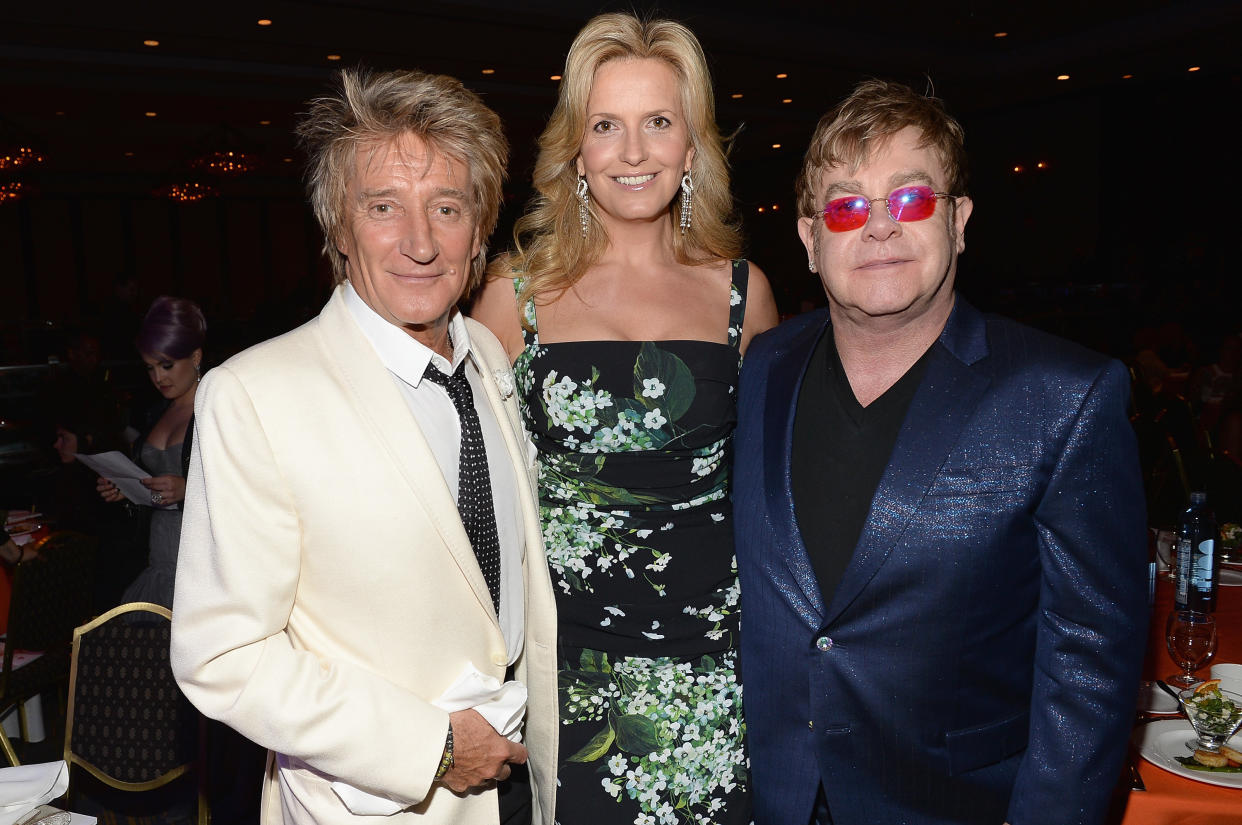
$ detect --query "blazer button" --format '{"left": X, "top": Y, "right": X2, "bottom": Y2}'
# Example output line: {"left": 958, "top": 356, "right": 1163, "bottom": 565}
{"left": 815, "top": 636, "right": 834, "bottom": 652}
{"left": 491, "top": 653, "right": 508, "bottom": 667}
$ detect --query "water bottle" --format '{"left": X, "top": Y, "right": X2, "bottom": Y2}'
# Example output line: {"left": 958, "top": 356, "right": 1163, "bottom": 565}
{"left": 1175, "top": 491, "right": 1219, "bottom": 612}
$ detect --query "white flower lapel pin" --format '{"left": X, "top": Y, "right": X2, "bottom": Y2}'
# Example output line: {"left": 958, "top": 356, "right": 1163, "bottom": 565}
{"left": 494, "top": 368, "right": 515, "bottom": 400}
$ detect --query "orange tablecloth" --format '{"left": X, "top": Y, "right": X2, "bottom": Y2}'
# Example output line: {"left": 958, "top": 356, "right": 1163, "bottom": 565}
{"left": 1114, "top": 576, "right": 1242, "bottom": 824}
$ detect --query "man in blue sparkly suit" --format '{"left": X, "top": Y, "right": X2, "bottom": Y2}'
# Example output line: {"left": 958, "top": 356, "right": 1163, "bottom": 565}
{"left": 734, "top": 79, "right": 1148, "bottom": 825}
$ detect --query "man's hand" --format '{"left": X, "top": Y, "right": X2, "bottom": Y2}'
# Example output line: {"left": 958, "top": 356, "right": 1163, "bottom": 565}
{"left": 438, "top": 708, "right": 527, "bottom": 794}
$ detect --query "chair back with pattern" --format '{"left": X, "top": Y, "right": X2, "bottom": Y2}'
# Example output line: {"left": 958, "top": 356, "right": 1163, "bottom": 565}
{"left": 63, "top": 601, "right": 208, "bottom": 825}
{"left": 63, "top": 602, "right": 199, "bottom": 787}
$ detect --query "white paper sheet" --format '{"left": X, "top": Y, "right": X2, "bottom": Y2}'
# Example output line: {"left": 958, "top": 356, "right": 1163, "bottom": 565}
{"left": 73, "top": 451, "right": 153, "bottom": 507}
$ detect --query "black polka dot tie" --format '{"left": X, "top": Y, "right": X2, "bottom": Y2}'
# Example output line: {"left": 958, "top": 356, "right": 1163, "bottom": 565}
{"left": 423, "top": 362, "right": 501, "bottom": 614}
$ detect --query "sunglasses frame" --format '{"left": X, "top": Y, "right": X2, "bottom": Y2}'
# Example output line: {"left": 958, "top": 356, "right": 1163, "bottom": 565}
{"left": 821, "top": 185, "right": 956, "bottom": 233}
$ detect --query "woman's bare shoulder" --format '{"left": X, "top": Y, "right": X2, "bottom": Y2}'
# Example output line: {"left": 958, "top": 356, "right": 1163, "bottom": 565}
{"left": 470, "top": 259, "right": 525, "bottom": 362}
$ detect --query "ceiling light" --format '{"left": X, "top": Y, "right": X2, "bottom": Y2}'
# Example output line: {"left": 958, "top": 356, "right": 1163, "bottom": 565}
{"left": 771, "top": 143, "right": 781, "bottom": 149}
{"left": 771, "top": 204, "right": 779, "bottom": 211}
{"left": 1036, "top": 162, "right": 1047, "bottom": 169}
{"left": 327, "top": 54, "right": 341, "bottom": 61}
{"left": 731, "top": 93, "right": 743, "bottom": 99}
{"left": 155, "top": 181, "right": 218, "bottom": 202}
{"left": 782, "top": 98, "right": 792, "bottom": 104}
{"left": 0, "top": 147, "right": 45, "bottom": 171}
{"left": 143, "top": 39, "right": 159, "bottom": 47}
{"left": 481, "top": 68, "right": 495, "bottom": 75}
{"left": 550, "top": 74, "right": 562, "bottom": 81}
{"left": 757, "top": 207, "right": 765, "bottom": 213}
{"left": 124, "top": 151, "right": 134, "bottom": 157}
{"left": 1188, "top": 66, "right": 1201, "bottom": 72}
{"left": 282, "top": 157, "right": 293, "bottom": 163}
{"left": 775, "top": 73, "right": 788, "bottom": 79}
{"left": 257, "top": 19, "right": 272, "bottom": 26}
{"left": 994, "top": 32, "right": 1007, "bottom": 38}
{"left": 1056, "top": 74, "right": 1070, "bottom": 81}
{"left": 145, "top": 111, "right": 157, "bottom": 117}
{"left": 259, "top": 120, "right": 271, "bottom": 126}
{"left": 1013, "top": 165, "right": 1023, "bottom": 173}
{"left": 1122, "top": 74, "right": 1134, "bottom": 79}
{"left": 193, "top": 149, "right": 257, "bottom": 176}
{"left": 0, "top": 181, "right": 26, "bottom": 202}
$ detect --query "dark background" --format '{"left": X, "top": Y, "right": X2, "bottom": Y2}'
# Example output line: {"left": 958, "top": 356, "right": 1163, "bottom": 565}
{"left": 2, "top": 0, "right": 1239, "bottom": 364}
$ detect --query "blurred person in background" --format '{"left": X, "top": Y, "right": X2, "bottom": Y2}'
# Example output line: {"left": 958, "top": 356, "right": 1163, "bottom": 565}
{"left": 97, "top": 295, "right": 205, "bottom": 609}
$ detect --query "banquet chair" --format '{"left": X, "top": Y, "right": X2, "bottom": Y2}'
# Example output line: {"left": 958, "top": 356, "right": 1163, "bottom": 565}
{"left": 62, "top": 602, "right": 208, "bottom": 825}
{"left": 0, "top": 530, "right": 97, "bottom": 765}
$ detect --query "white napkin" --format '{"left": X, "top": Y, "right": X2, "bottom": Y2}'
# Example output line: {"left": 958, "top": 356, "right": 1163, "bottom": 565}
{"left": 330, "top": 664, "right": 527, "bottom": 816}
{"left": 0, "top": 761, "right": 69, "bottom": 825}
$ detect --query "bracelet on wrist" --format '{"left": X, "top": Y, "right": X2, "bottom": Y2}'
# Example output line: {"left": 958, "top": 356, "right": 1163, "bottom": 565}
{"left": 434, "top": 723, "right": 454, "bottom": 781}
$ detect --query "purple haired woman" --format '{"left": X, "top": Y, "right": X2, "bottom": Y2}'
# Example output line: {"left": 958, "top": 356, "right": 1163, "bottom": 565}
{"left": 97, "top": 296, "right": 206, "bottom": 608}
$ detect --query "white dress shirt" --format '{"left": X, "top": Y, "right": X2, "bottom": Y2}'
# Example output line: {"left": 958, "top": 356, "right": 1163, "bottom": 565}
{"left": 343, "top": 283, "right": 524, "bottom": 664}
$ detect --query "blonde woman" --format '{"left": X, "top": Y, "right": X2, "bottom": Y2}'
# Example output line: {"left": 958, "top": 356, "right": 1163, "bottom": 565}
{"left": 473, "top": 13, "right": 777, "bottom": 824}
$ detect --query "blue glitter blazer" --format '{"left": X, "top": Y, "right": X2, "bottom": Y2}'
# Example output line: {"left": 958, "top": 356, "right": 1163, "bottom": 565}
{"left": 734, "top": 296, "right": 1148, "bottom": 825}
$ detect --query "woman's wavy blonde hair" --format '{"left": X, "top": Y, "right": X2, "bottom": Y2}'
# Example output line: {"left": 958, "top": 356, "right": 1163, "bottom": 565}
{"left": 499, "top": 13, "right": 741, "bottom": 313}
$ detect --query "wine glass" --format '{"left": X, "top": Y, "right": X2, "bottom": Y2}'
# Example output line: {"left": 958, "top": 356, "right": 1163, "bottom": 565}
{"left": 1166, "top": 610, "right": 1218, "bottom": 687}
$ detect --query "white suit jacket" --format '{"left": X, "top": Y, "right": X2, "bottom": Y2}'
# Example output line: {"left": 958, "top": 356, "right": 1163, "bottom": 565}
{"left": 170, "top": 286, "right": 558, "bottom": 825}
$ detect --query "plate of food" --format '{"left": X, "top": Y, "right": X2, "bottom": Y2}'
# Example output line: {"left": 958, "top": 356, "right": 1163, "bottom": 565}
{"left": 4, "top": 510, "right": 40, "bottom": 526}
{"left": 3, "top": 511, "right": 45, "bottom": 545}
{"left": 1134, "top": 721, "right": 1242, "bottom": 788}
{"left": 1134, "top": 681, "right": 1242, "bottom": 788}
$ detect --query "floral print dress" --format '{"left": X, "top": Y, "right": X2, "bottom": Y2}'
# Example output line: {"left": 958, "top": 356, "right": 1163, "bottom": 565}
{"left": 514, "top": 261, "right": 752, "bottom": 825}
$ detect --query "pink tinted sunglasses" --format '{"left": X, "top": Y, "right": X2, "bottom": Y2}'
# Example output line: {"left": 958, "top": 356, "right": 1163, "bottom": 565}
{"left": 822, "top": 184, "right": 956, "bottom": 233}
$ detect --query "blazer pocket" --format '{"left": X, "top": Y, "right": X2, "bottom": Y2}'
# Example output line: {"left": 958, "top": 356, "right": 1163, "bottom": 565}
{"left": 927, "top": 464, "right": 1035, "bottom": 496}
{"left": 944, "top": 710, "right": 1029, "bottom": 775}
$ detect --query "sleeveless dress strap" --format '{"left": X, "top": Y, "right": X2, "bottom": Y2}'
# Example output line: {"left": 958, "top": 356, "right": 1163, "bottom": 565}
{"left": 513, "top": 276, "right": 538, "bottom": 346}
{"left": 727, "top": 259, "right": 750, "bottom": 352}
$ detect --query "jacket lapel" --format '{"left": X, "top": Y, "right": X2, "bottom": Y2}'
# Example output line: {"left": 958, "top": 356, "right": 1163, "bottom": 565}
{"left": 765, "top": 310, "right": 833, "bottom": 620}
{"left": 315, "top": 287, "right": 498, "bottom": 620}
{"left": 823, "top": 298, "right": 992, "bottom": 625}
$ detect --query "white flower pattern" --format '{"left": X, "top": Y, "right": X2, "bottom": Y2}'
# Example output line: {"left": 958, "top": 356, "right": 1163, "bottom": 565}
{"left": 513, "top": 264, "right": 751, "bottom": 824}
{"left": 641, "top": 377, "right": 666, "bottom": 398}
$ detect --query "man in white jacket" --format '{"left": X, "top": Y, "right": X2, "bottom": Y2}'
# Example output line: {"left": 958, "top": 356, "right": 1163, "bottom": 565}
{"left": 171, "top": 68, "right": 557, "bottom": 825}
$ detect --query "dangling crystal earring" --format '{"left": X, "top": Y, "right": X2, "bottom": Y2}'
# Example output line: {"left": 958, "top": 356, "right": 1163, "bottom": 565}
{"left": 577, "top": 175, "right": 590, "bottom": 237}
{"left": 679, "top": 170, "right": 694, "bottom": 235}
{"left": 808, "top": 260, "right": 817, "bottom": 273}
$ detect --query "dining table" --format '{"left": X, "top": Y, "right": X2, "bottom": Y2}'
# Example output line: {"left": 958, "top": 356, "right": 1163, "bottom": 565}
{"left": 1111, "top": 572, "right": 1242, "bottom": 824}
{"left": 1, "top": 510, "right": 52, "bottom": 746}
{"left": 1, "top": 511, "right": 51, "bottom": 634}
